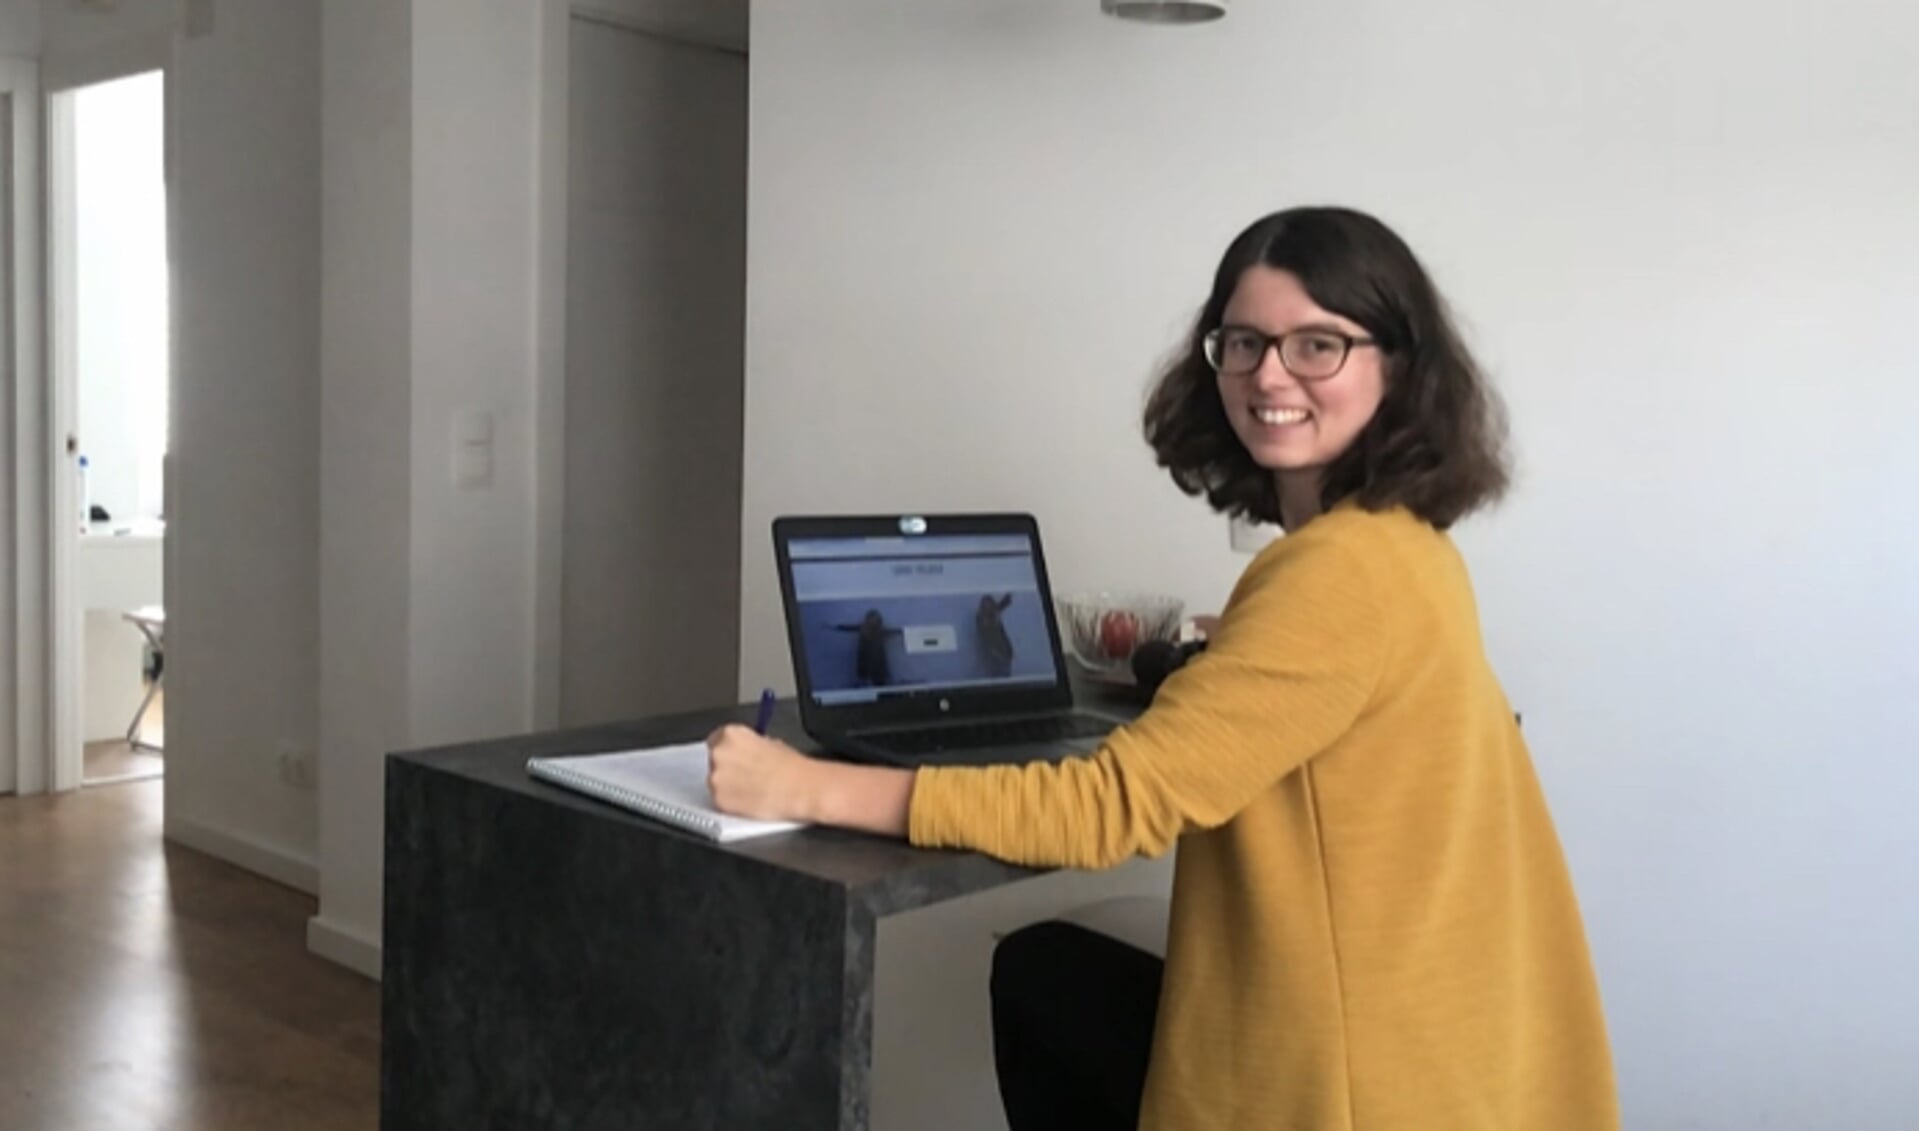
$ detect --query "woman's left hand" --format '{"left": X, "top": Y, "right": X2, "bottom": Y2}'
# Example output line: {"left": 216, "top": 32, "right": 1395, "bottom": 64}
{"left": 706, "top": 724, "right": 823, "bottom": 823}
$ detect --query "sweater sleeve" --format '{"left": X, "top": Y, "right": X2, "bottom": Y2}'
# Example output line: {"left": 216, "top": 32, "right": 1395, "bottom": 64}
{"left": 908, "top": 529, "right": 1389, "bottom": 869}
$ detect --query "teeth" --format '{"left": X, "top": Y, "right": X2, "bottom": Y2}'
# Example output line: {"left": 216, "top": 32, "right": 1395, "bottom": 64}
{"left": 1255, "top": 407, "right": 1309, "bottom": 425}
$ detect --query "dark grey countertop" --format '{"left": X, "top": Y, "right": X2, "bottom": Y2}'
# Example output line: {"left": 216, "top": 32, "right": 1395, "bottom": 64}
{"left": 388, "top": 686, "right": 1143, "bottom": 920}
{"left": 383, "top": 681, "right": 1150, "bottom": 1129}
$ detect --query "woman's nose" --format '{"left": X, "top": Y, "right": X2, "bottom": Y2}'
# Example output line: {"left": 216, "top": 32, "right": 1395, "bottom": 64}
{"left": 1251, "top": 344, "right": 1298, "bottom": 391}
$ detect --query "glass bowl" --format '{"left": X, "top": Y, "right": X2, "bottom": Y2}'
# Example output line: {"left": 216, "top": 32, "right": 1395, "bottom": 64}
{"left": 1055, "top": 592, "right": 1185, "bottom": 678}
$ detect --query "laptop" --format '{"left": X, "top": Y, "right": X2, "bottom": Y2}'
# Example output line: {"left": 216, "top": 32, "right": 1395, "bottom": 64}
{"left": 773, "top": 513, "right": 1124, "bottom": 766}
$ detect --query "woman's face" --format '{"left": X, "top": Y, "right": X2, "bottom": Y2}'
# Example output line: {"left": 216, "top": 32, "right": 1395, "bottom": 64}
{"left": 1215, "top": 266, "right": 1386, "bottom": 481}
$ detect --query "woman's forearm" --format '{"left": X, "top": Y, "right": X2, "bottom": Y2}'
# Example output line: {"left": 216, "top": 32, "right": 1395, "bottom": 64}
{"left": 808, "top": 761, "right": 916, "bottom": 837}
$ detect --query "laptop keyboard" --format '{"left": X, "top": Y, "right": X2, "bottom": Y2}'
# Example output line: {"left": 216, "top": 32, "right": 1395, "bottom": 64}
{"left": 860, "top": 713, "right": 1114, "bottom": 756}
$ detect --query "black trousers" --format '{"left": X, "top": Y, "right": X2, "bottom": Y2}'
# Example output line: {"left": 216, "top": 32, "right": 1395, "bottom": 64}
{"left": 990, "top": 920, "right": 1165, "bottom": 1131}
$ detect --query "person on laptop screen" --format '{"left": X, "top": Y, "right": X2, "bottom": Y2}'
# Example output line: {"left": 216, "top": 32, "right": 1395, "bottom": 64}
{"left": 708, "top": 207, "right": 1618, "bottom": 1131}
{"left": 974, "top": 593, "right": 1016, "bottom": 679}
{"left": 829, "top": 609, "right": 903, "bottom": 688}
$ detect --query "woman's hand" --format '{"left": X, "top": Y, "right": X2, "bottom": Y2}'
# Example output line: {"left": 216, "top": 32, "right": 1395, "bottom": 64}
{"left": 1191, "top": 614, "right": 1222, "bottom": 638}
{"left": 706, "top": 724, "right": 918, "bottom": 837}
{"left": 706, "top": 725, "right": 824, "bottom": 823}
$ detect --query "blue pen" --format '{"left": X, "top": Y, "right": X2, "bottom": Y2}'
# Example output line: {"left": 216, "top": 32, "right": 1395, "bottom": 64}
{"left": 753, "top": 688, "right": 777, "bottom": 736}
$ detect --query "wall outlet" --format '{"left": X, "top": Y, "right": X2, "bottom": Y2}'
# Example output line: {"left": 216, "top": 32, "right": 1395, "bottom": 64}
{"left": 277, "top": 742, "right": 316, "bottom": 791}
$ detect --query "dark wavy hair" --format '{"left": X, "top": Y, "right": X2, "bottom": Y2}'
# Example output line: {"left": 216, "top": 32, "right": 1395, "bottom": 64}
{"left": 1143, "top": 206, "right": 1509, "bottom": 530}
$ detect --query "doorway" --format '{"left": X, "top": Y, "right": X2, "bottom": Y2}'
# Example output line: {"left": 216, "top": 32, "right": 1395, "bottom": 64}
{"left": 557, "top": 18, "right": 746, "bottom": 726}
{"left": 50, "top": 70, "right": 169, "bottom": 787}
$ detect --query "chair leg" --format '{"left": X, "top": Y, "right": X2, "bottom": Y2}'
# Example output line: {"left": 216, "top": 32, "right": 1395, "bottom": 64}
{"left": 127, "top": 674, "right": 163, "bottom": 754}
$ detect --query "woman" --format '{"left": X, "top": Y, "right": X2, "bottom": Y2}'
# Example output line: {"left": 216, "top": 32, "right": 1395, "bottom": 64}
{"left": 709, "top": 207, "right": 1618, "bottom": 1130}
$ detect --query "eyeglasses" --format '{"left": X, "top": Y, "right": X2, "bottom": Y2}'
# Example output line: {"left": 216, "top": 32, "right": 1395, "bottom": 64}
{"left": 1202, "top": 325, "right": 1378, "bottom": 380}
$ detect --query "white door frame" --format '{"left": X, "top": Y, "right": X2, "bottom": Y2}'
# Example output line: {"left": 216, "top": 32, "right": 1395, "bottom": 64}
{"left": 3, "top": 57, "right": 44, "bottom": 795}
{"left": 36, "top": 52, "right": 171, "bottom": 793}
{"left": 44, "top": 85, "right": 82, "bottom": 793}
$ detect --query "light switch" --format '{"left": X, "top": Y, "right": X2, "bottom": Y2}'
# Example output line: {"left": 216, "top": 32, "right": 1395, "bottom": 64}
{"left": 452, "top": 410, "right": 495, "bottom": 489}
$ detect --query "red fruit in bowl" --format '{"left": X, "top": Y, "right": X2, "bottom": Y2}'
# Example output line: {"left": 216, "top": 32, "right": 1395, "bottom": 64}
{"left": 1097, "top": 610, "right": 1141, "bottom": 660}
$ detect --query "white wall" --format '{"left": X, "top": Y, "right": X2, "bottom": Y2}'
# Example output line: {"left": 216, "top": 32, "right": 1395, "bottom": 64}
{"left": 39, "top": 0, "right": 168, "bottom": 91}
{"left": 316, "top": 0, "right": 549, "bottom": 972}
{"left": 316, "top": 0, "right": 413, "bottom": 969}
{"left": 15, "top": 0, "right": 751, "bottom": 957}
{"left": 314, "top": 0, "right": 752, "bottom": 970}
{"left": 0, "top": 0, "right": 39, "bottom": 58}
{"left": 406, "top": 0, "right": 539, "bottom": 750}
{"left": 166, "top": 0, "right": 321, "bottom": 888}
{"left": 745, "top": 2, "right": 1919, "bottom": 1128}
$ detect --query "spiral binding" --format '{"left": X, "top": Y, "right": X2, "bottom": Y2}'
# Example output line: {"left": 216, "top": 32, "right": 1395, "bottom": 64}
{"left": 526, "top": 758, "right": 722, "bottom": 840}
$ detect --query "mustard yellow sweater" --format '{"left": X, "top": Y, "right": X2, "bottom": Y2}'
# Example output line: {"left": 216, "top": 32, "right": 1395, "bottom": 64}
{"left": 911, "top": 505, "right": 1618, "bottom": 1130}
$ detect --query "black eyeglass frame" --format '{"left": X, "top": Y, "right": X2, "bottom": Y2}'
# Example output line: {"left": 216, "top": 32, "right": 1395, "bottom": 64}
{"left": 1202, "top": 325, "right": 1380, "bottom": 381}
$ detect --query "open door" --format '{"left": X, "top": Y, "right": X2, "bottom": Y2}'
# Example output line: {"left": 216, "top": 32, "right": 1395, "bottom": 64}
{"left": 34, "top": 69, "right": 171, "bottom": 794}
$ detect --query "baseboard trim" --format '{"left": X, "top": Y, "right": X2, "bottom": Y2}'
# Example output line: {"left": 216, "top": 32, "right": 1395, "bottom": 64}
{"left": 164, "top": 815, "right": 318, "bottom": 895}
{"left": 307, "top": 913, "right": 383, "bottom": 981}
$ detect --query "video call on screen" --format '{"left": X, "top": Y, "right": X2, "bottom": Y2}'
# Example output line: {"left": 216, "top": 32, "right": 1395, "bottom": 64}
{"left": 789, "top": 535, "right": 1059, "bottom": 705}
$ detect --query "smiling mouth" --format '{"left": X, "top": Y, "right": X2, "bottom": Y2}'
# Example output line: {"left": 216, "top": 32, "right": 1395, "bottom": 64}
{"left": 1252, "top": 406, "right": 1311, "bottom": 426}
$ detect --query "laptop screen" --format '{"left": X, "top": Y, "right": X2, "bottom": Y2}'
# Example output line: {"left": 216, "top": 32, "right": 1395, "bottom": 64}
{"left": 786, "top": 532, "right": 1063, "bottom": 707}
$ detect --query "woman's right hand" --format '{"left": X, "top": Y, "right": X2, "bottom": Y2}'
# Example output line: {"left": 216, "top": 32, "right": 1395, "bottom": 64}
{"left": 707, "top": 725, "right": 917, "bottom": 837}
{"left": 706, "top": 725, "right": 825, "bottom": 823}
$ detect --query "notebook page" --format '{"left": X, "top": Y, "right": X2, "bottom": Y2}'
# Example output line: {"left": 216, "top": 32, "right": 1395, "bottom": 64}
{"left": 539, "top": 743, "right": 803, "bottom": 842}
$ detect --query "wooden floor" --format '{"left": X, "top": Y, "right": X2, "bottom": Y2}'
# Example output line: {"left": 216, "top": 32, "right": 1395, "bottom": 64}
{"left": 83, "top": 741, "right": 166, "bottom": 785}
{"left": 0, "top": 779, "right": 379, "bottom": 1130}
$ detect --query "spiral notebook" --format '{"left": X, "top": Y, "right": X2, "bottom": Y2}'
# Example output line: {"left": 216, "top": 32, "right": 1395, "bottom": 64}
{"left": 525, "top": 743, "right": 805, "bottom": 843}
